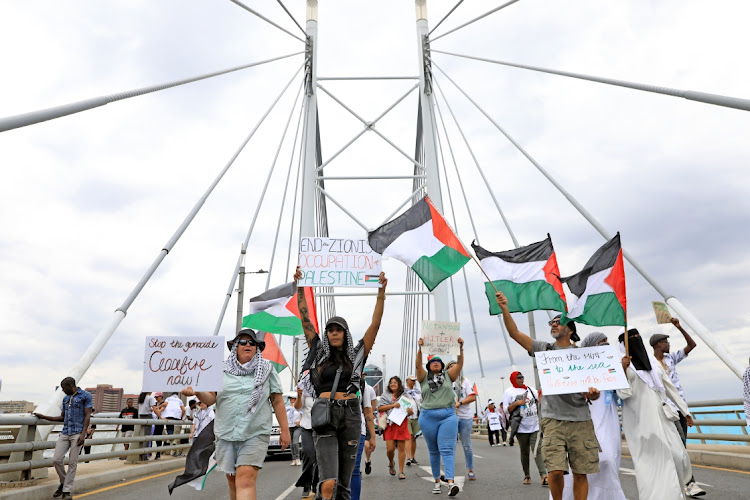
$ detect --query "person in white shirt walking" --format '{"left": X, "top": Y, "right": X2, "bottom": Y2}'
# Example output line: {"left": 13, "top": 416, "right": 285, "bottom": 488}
{"left": 650, "top": 318, "right": 705, "bottom": 498}
{"left": 404, "top": 375, "right": 422, "bottom": 466}
{"left": 286, "top": 395, "right": 302, "bottom": 466}
{"left": 447, "top": 362, "right": 477, "bottom": 481}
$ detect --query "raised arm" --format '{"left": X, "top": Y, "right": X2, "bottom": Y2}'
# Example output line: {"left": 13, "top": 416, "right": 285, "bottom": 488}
{"left": 294, "top": 266, "right": 319, "bottom": 348}
{"left": 447, "top": 338, "right": 464, "bottom": 381}
{"left": 495, "top": 291, "right": 534, "bottom": 354}
{"left": 671, "top": 318, "right": 697, "bottom": 355}
{"left": 416, "top": 338, "right": 427, "bottom": 382}
{"left": 362, "top": 272, "right": 388, "bottom": 357}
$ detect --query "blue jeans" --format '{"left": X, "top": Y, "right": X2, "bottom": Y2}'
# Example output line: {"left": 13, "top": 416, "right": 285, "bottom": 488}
{"left": 350, "top": 435, "right": 365, "bottom": 500}
{"left": 419, "top": 407, "right": 458, "bottom": 480}
{"left": 456, "top": 418, "right": 474, "bottom": 470}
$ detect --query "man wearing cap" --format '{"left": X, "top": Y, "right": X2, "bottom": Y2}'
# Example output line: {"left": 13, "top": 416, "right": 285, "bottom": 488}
{"left": 404, "top": 374, "right": 422, "bottom": 466}
{"left": 495, "top": 292, "right": 600, "bottom": 500}
{"left": 651, "top": 318, "right": 704, "bottom": 497}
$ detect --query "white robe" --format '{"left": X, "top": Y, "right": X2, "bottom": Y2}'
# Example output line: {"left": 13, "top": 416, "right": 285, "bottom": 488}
{"left": 617, "top": 365, "right": 692, "bottom": 500}
{"left": 556, "top": 391, "right": 627, "bottom": 500}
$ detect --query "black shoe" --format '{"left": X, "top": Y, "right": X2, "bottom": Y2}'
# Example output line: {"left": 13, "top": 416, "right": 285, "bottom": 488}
{"left": 61, "top": 493, "right": 73, "bottom": 499}
{"left": 448, "top": 484, "right": 460, "bottom": 496}
{"left": 53, "top": 484, "right": 64, "bottom": 498}
{"left": 364, "top": 461, "right": 372, "bottom": 475}
{"left": 155, "top": 453, "right": 161, "bottom": 460}
{"left": 406, "top": 458, "right": 412, "bottom": 466}
{"left": 411, "top": 458, "right": 419, "bottom": 465}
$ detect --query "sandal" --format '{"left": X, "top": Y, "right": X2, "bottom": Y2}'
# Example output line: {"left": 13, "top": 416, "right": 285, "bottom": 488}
{"left": 523, "top": 476, "right": 531, "bottom": 485}
{"left": 389, "top": 462, "right": 396, "bottom": 476}
{"left": 399, "top": 473, "right": 406, "bottom": 480}
{"left": 541, "top": 475, "right": 549, "bottom": 486}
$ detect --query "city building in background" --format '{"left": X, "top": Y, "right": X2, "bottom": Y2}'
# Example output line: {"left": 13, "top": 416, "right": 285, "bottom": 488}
{"left": 364, "top": 364, "right": 384, "bottom": 396}
{"left": 0, "top": 400, "right": 36, "bottom": 414}
{"left": 85, "top": 384, "right": 124, "bottom": 413}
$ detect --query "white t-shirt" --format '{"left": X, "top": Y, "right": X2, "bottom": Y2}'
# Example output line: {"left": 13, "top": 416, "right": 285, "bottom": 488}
{"left": 162, "top": 395, "right": 185, "bottom": 419}
{"left": 361, "top": 383, "right": 376, "bottom": 436}
{"left": 502, "top": 386, "right": 540, "bottom": 434}
{"left": 286, "top": 405, "right": 301, "bottom": 427}
{"left": 404, "top": 385, "right": 422, "bottom": 420}
{"left": 138, "top": 395, "right": 156, "bottom": 416}
{"left": 454, "top": 378, "right": 477, "bottom": 420}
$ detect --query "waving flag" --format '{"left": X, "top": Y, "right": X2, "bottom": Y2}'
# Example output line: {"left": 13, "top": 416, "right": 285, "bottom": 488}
{"left": 472, "top": 236, "right": 567, "bottom": 314}
{"left": 167, "top": 421, "right": 216, "bottom": 494}
{"left": 261, "top": 332, "right": 289, "bottom": 373}
{"left": 368, "top": 196, "right": 470, "bottom": 291}
{"left": 242, "top": 283, "right": 319, "bottom": 336}
{"left": 561, "top": 233, "right": 626, "bottom": 327}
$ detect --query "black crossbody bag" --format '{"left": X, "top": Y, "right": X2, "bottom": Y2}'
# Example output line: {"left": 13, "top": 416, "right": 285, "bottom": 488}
{"left": 311, "top": 364, "right": 343, "bottom": 431}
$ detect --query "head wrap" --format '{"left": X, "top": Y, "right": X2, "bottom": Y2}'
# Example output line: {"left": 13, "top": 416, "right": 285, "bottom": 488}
{"left": 224, "top": 335, "right": 272, "bottom": 417}
{"left": 618, "top": 328, "right": 664, "bottom": 393}
{"left": 510, "top": 371, "right": 527, "bottom": 389}
{"left": 581, "top": 332, "right": 608, "bottom": 348}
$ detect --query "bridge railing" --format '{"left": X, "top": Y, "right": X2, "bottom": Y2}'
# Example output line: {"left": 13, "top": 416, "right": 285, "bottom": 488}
{"left": 0, "top": 415, "right": 192, "bottom": 481}
{"left": 470, "top": 398, "right": 748, "bottom": 445}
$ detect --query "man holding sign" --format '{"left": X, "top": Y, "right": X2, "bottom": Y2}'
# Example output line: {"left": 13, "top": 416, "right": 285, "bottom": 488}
{"left": 495, "top": 292, "right": 599, "bottom": 500}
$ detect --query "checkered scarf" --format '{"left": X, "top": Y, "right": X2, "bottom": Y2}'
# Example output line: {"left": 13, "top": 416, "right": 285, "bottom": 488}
{"left": 223, "top": 342, "right": 272, "bottom": 417}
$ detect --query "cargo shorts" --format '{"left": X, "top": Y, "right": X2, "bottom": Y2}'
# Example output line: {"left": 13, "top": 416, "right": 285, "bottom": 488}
{"left": 540, "top": 417, "right": 600, "bottom": 474}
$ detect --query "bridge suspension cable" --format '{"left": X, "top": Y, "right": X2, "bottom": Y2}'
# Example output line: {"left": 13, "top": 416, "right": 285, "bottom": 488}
{"left": 432, "top": 60, "right": 745, "bottom": 379}
{"left": 0, "top": 52, "right": 303, "bottom": 133}
{"left": 228, "top": 0, "right": 306, "bottom": 43}
{"left": 428, "top": 0, "right": 465, "bottom": 36}
{"left": 275, "top": 0, "right": 307, "bottom": 37}
{"left": 432, "top": 50, "right": 750, "bottom": 113}
{"left": 430, "top": 0, "right": 522, "bottom": 42}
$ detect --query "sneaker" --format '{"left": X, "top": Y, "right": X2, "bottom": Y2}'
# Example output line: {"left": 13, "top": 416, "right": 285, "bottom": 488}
{"left": 364, "top": 461, "right": 372, "bottom": 475}
{"left": 155, "top": 453, "right": 161, "bottom": 460}
{"left": 53, "top": 484, "right": 64, "bottom": 498}
{"left": 432, "top": 483, "right": 442, "bottom": 494}
{"left": 502, "top": 442, "right": 507, "bottom": 446}
{"left": 61, "top": 493, "right": 73, "bottom": 500}
{"left": 448, "top": 484, "right": 460, "bottom": 496}
{"left": 686, "top": 482, "right": 706, "bottom": 497}
{"left": 467, "top": 471, "right": 476, "bottom": 481}
{"left": 411, "top": 458, "right": 419, "bottom": 465}
{"left": 406, "top": 458, "right": 412, "bottom": 466}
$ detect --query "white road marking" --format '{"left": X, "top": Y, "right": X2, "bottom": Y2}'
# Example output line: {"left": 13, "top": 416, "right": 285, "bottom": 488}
{"left": 273, "top": 482, "right": 297, "bottom": 500}
{"left": 473, "top": 454, "right": 483, "bottom": 459}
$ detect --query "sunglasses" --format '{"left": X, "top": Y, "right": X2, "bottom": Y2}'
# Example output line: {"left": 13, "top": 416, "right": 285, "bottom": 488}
{"left": 548, "top": 319, "right": 561, "bottom": 326}
{"left": 516, "top": 375, "right": 524, "bottom": 379}
{"left": 237, "top": 339, "right": 257, "bottom": 346}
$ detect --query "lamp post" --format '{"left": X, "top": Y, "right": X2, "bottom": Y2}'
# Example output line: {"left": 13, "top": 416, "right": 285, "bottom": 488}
{"left": 235, "top": 246, "right": 268, "bottom": 334}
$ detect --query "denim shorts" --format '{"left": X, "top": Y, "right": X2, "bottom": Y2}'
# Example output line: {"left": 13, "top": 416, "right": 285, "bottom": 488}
{"left": 215, "top": 434, "right": 270, "bottom": 474}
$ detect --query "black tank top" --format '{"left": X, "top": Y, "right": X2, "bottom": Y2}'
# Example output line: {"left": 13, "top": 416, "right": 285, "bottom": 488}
{"left": 318, "top": 349, "right": 353, "bottom": 393}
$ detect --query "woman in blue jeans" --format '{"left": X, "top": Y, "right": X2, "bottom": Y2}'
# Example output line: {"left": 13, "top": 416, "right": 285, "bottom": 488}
{"left": 415, "top": 337, "right": 464, "bottom": 497}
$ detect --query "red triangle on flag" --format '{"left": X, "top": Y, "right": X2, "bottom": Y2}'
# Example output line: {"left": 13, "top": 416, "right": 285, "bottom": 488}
{"left": 262, "top": 332, "right": 289, "bottom": 373}
{"left": 604, "top": 248, "right": 627, "bottom": 315}
{"left": 284, "top": 287, "right": 319, "bottom": 334}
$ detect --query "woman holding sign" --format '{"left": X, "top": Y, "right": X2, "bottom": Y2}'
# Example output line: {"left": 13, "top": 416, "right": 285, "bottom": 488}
{"left": 415, "top": 337, "right": 463, "bottom": 497}
{"left": 378, "top": 376, "right": 413, "bottom": 479}
{"left": 502, "top": 371, "right": 548, "bottom": 486}
{"left": 294, "top": 267, "right": 388, "bottom": 500}
{"left": 182, "top": 329, "right": 291, "bottom": 500}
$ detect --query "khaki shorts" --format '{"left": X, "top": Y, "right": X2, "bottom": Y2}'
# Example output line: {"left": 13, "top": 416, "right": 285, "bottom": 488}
{"left": 540, "top": 418, "right": 600, "bottom": 474}
{"left": 408, "top": 418, "right": 420, "bottom": 437}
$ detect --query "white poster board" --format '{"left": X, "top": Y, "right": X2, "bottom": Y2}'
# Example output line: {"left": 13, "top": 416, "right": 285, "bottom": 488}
{"left": 421, "top": 320, "right": 460, "bottom": 356}
{"left": 142, "top": 336, "right": 225, "bottom": 392}
{"left": 534, "top": 344, "right": 629, "bottom": 395}
{"left": 297, "top": 236, "right": 382, "bottom": 288}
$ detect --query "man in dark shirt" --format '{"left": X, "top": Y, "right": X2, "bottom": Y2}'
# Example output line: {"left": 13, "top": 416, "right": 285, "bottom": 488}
{"left": 117, "top": 398, "right": 138, "bottom": 458}
{"left": 34, "top": 377, "right": 93, "bottom": 499}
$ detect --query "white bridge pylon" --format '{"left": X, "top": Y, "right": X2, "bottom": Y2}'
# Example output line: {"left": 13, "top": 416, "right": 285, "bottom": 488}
{"left": 13, "top": 0, "right": 746, "bottom": 431}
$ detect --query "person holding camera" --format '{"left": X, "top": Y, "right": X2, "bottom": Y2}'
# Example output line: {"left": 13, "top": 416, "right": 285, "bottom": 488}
{"left": 294, "top": 267, "right": 388, "bottom": 500}
{"left": 502, "top": 371, "right": 547, "bottom": 486}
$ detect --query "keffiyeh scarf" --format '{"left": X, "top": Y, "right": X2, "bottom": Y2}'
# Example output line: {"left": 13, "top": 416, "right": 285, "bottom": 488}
{"left": 427, "top": 370, "right": 445, "bottom": 393}
{"left": 300, "top": 321, "right": 364, "bottom": 398}
{"left": 224, "top": 343, "right": 272, "bottom": 417}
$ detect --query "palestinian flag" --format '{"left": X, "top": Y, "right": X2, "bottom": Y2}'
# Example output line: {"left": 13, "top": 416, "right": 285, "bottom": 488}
{"left": 242, "top": 282, "right": 319, "bottom": 336}
{"left": 167, "top": 420, "right": 216, "bottom": 495}
{"left": 472, "top": 236, "right": 567, "bottom": 314}
{"left": 368, "top": 196, "right": 470, "bottom": 291}
{"left": 260, "top": 332, "right": 289, "bottom": 373}
{"left": 561, "top": 233, "right": 626, "bottom": 327}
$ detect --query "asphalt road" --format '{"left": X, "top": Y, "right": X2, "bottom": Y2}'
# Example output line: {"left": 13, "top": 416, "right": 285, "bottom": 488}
{"left": 72, "top": 436, "right": 750, "bottom": 499}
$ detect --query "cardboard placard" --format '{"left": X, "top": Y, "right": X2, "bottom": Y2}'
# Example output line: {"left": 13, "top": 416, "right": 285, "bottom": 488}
{"left": 421, "top": 320, "right": 460, "bottom": 356}
{"left": 142, "top": 336, "right": 224, "bottom": 392}
{"left": 652, "top": 301, "right": 673, "bottom": 324}
{"left": 534, "top": 344, "right": 629, "bottom": 395}
{"left": 297, "top": 237, "right": 382, "bottom": 288}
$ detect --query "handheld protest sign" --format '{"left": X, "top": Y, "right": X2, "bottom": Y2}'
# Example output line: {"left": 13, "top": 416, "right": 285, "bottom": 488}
{"left": 297, "top": 236, "right": 382, "bottom": 288}
{"left": 421, "top": 320, "right": 460, "bottom": 356}
{"left": 534, "top": 344, "right": 628, "bottom": 396}
{"left": 652, "top": 301, "right": 673, "bottom": 324}
{"left": 143, "top": 336, "right": 224, "bottom": 392}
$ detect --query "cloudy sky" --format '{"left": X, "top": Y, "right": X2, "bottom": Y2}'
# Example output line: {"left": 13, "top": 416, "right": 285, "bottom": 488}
{"left": 1, "top": 0, "right": 748, "bottom": 410}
